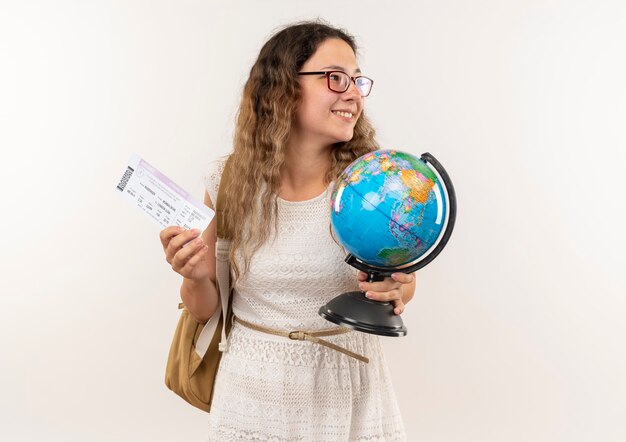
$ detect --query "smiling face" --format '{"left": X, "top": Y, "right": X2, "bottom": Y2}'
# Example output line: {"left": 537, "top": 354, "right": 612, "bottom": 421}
{"left": 294, "top": 38, "right": 364, "bottom": 148}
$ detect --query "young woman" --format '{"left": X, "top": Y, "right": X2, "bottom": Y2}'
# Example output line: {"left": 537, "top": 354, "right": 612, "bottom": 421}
{"left": 160, "top": 20, "right": 415, "bottom": 441}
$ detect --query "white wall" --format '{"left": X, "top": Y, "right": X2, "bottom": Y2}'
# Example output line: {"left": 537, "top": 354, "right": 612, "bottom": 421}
{"left": 1, "top": 0, "right": 624, "bottom": 440}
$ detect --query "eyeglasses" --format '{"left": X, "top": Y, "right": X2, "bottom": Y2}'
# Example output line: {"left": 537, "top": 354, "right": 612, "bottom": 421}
{"left": 297, "top": 71, "right": 374, "bottom": 97}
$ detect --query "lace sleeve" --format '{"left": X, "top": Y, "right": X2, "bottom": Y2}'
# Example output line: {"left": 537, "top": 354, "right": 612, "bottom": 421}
{"left": 203, "top": 157, "right": 227, "bottom": 205}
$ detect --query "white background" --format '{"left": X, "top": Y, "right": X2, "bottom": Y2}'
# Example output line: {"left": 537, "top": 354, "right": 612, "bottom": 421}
{"left": 1, "top": 0, "right": 625, "bottom": 441}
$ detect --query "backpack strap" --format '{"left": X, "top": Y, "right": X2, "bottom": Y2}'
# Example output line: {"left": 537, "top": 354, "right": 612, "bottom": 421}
{"left": 215, "top": 238, "right": 232, "bottom": 351}
{"left": 216, "top": 157, "right": 233, "bottom": 240}
{"left": 215, "top": 156, "right": 234, "bottom": 351}
{"left": 194, "top": 156, "right": 234, "bottom": 356}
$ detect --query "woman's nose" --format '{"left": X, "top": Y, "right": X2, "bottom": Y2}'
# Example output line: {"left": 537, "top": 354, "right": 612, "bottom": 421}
{"left": 342, "top": 80, "right": 363, "bottom": 102}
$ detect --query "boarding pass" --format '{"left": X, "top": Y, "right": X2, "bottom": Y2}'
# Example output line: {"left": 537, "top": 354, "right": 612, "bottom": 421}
{"left": 116, "top": 153, "right": 214, "bottom": 232}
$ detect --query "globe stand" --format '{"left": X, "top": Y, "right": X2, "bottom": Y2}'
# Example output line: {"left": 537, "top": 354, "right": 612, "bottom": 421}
{"left": 318, "top": 257, "right": 408, "bottom": 337}
{"left": 319, "top": 152, "right": 457, "bottom": 338}
{"left": 319, "top": 291, "right": 408, "bottom": 337}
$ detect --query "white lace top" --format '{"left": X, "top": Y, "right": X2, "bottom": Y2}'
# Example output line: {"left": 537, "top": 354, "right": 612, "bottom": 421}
{"left": 204, "top": 157, "right": 358, "bottom": 331}
{"left": 203, "top": 158, "right": 406, "bottom": 441}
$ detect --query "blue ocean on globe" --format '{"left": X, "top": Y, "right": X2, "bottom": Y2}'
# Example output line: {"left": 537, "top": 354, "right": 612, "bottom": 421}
{"left": 330, "top": 149, "right": 447, "bottom": 268}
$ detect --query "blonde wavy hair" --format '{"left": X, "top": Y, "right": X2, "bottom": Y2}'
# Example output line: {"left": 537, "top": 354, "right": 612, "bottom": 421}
{"left": 220, "top": 20, "right": 379, "bottom": 285}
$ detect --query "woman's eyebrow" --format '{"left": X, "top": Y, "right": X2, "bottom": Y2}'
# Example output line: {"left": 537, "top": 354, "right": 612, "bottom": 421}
{"left": 320, "top": 65, "right": 362, "bottom": 74}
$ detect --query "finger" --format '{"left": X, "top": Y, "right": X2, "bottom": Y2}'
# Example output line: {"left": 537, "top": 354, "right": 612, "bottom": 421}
{"left": 392, "top": 299, "right": 406, "bottom": 315}
{"left": 159, "top": 226, "right": 184, "bottom": 248}
{"left": 166, "top": 228, "right": 201, "bottom": 261}
{"left": 359, "top": 279, "right": 401, "bottom": 293}
{"left": 364, "top": 288, "right": 403, "bottom": 302}
{"left": 179, "top": 243, "right": 210, "bottom": 274}
{"left": 357, "top": 271, "right": 368, "bottom": 282}
{"left": 171, "top": 237, "right": 205, "bottom": 270}
{"left": 391, "top": 272, "right": 415, "bottom": 284}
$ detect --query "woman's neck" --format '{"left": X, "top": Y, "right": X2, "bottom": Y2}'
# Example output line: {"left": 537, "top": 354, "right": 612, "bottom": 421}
{"left": 279, "top": 144, "right": 331, "bottom": 201}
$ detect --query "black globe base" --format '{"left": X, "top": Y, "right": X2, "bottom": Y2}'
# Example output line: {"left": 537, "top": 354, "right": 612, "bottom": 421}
{"left": 318, "top": 291, "right": 407, "bottom": 337}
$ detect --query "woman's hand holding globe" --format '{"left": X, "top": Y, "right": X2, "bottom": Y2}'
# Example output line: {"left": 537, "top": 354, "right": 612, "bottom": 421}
{"left": 356, "top": 271, "right": 416, "bottom": 315}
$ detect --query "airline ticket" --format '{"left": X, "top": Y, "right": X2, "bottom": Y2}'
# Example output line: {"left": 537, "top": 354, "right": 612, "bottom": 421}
{"left": 116, "top": 153, "right": 214, "bottom": 232}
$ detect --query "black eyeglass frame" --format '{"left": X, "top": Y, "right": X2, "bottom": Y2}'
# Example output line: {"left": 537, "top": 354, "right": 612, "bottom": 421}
{"left": 297, "top": 71, "right": 374, "bottom": 97}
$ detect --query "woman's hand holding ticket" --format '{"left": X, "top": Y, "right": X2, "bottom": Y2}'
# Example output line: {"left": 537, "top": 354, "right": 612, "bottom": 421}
{"left": 159, "top": 226, "right": 211, "bottom": 282}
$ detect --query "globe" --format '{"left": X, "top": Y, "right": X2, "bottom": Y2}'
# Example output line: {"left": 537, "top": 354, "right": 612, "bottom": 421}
{"left": 330, "top": 149, "right": 447, "bottom": 269}
{"left": 321, "top": 149, "right": 456, "bottom": 336}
